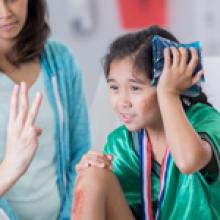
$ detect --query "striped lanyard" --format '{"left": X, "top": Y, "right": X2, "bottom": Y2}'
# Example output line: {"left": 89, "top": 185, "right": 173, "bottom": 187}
{"left": 139, "top": 129, "right": 171, "bottom": 220}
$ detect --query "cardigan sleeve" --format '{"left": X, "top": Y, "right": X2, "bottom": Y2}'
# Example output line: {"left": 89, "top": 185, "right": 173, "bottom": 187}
{"left": 59, "top": 46, "right": 91, "bottom": 219}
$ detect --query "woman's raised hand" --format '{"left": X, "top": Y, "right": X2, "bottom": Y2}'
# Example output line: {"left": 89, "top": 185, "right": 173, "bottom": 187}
{"left": 3, "top": 82, "right": 42, "bottom": 178}
{"left": 75, "top": 150, "right": 113, "bottom": 173}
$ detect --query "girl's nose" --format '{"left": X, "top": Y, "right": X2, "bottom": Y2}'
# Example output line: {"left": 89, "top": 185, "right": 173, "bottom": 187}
{"left": 119, "top": 93, "right": 132, "bottom": 108}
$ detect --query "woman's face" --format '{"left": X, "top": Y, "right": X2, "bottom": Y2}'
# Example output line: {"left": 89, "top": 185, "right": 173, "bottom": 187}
{"left": 107, "top": 57, "right": 161, "bottom": 132}
{"left": 0, "top": 0, "right": 28, "bottom": 44}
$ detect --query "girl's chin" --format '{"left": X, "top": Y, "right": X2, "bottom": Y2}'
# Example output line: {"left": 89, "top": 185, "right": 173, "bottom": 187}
{"left": 124, "top": 124, "right": 142, "bottom": 132}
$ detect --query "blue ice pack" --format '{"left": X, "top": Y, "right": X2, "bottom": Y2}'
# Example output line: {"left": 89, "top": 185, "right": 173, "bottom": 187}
{"left": 152, "top": 35, "right": 204, "bottom": 97}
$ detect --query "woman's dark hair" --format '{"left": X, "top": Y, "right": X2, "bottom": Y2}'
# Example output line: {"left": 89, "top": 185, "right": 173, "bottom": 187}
{"left": 103, "top": 25, "right": 210, "bottom": 108}
{"left": 6, "top": 0, "right": 50, "bottom": 65}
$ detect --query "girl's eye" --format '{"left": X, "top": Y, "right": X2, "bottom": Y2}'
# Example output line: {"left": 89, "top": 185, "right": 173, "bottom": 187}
{"left": 131, "top": 86, "right": 140, "bottom": 91}
{"left": 109, "top": 85, "right": 118, "bottom": 90}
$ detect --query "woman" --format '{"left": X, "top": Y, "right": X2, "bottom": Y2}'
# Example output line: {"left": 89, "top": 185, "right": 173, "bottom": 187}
{"left": 0, "top": 0, "right": 90, "bottom": 219}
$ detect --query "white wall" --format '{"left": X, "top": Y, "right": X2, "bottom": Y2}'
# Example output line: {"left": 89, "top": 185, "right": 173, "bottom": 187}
{"left": 203, "top": 57, "right": 220, "bottom": 111}
{"left": 47, "top": 0, "right": 125, "bottom": 105}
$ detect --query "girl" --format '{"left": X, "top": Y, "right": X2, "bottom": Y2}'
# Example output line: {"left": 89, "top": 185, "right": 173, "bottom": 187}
{"left": 0, "top": 0, "right": 90, "bottom": 219}
{"left": 72, "top": 25, "right": 220, "bottom": 220}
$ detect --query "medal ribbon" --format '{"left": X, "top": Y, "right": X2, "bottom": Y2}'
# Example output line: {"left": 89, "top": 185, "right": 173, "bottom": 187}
{"left": 140, "top": 129, "right": 171, "bottom": 220}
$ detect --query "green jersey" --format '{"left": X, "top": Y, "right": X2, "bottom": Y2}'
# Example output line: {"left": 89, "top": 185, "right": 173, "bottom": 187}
{"left": 104, "top": 103, "right": 220, "bottom": 220}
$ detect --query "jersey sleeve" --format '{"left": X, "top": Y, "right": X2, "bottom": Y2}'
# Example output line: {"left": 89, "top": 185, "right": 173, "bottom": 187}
{"left": 187, "top": 103, "right": 220, "bottom": 182}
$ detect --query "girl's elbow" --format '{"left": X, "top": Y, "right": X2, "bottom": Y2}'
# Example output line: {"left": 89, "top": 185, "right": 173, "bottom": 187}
{"left": 175, "top": 143, "right": 212, "bottom": 175}
{"left": 175, "top": 159, "right": 199, "bottom": 175}
{"left": 177, "top": 164, "right": 195, "bottom": 175}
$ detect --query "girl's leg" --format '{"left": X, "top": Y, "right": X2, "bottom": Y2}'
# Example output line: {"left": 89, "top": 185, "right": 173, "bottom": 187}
{"left": 72, "top": 167, "right": 135, "bottom": 220}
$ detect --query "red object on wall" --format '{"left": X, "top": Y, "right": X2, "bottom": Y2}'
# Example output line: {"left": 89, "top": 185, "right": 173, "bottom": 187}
{"left": 117, "top": 0, "right": 166, "bottom": 29}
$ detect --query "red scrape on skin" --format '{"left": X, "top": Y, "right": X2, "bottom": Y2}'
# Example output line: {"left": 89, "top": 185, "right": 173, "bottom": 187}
{"left": 71, "top": 177, "right": 84, "bottom": 219}
{"left": 72, "top": 189, "right": 84, "bottom": 218}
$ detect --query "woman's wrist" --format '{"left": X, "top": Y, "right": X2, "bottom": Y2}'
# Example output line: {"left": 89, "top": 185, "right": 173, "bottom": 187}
{"left": 0, "top": 159, "right": 21, "bottom": 196}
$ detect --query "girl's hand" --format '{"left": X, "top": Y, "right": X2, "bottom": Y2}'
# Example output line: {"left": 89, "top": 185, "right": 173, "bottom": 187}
{"left": 75, "top": 150, "right": 113, "bottom": 173}
{"left": 157, "top": 47, "right": 204, "bottom": 96}
{"left": 3, "top": 82, "right": 42, "bottom": 179}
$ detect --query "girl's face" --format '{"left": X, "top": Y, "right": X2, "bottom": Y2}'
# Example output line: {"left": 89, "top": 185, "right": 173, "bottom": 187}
{"left": 0, "top": 0, "right": 28, "bottom": 44}
{"left": 107, "top": 57, "right": 161, "bottom": 132}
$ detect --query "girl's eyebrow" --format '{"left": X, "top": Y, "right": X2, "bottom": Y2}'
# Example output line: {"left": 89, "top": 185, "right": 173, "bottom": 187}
{"left": 107, "top": 78, "right": 115, "bottom": 83}
{"left": 107, "top": 78, "right": 148, "bottom": 84}
{"left": 128, "top": 78, "right": 147, "bottom": 84}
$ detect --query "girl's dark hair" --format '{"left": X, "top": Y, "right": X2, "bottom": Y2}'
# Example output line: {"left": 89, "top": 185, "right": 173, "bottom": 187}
{"left": 6, "top": 0, "right": 50, "bottom": 65}
{"left": 103, "top": 25, "right": 210, "bottom": 108}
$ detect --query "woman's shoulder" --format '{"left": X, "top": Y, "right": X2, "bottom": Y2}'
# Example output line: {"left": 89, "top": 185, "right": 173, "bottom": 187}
{"left": 41, "top": 39, "right": 80, "bottom": 78}
{"left": 43, "top": 39, "right": 74, "bottom": 58}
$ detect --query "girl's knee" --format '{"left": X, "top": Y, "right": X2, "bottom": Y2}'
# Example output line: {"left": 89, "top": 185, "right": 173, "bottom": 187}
{"left": 74, "top": 167, "right": 115, "bottom": 192}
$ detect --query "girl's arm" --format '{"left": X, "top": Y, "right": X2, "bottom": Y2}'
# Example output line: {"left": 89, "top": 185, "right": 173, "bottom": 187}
{"left": 157, "top": 47, "right": 212, "bottom": 174}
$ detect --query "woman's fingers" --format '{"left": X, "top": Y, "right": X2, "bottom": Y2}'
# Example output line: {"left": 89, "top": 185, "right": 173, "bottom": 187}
{"left": 5, "top": 84, "right": 43, "bottom": 178}
{"left": 9, "top": 82, "right": 42, "bottom": 129}
{"left": 9, "top": 85, "right": 19, "bottom": 124}
{"left": 17, "top": 82, "right": 29, "bottom": 126}
{"left": 26, "top": 92, "right": 42, "bottom": 127}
